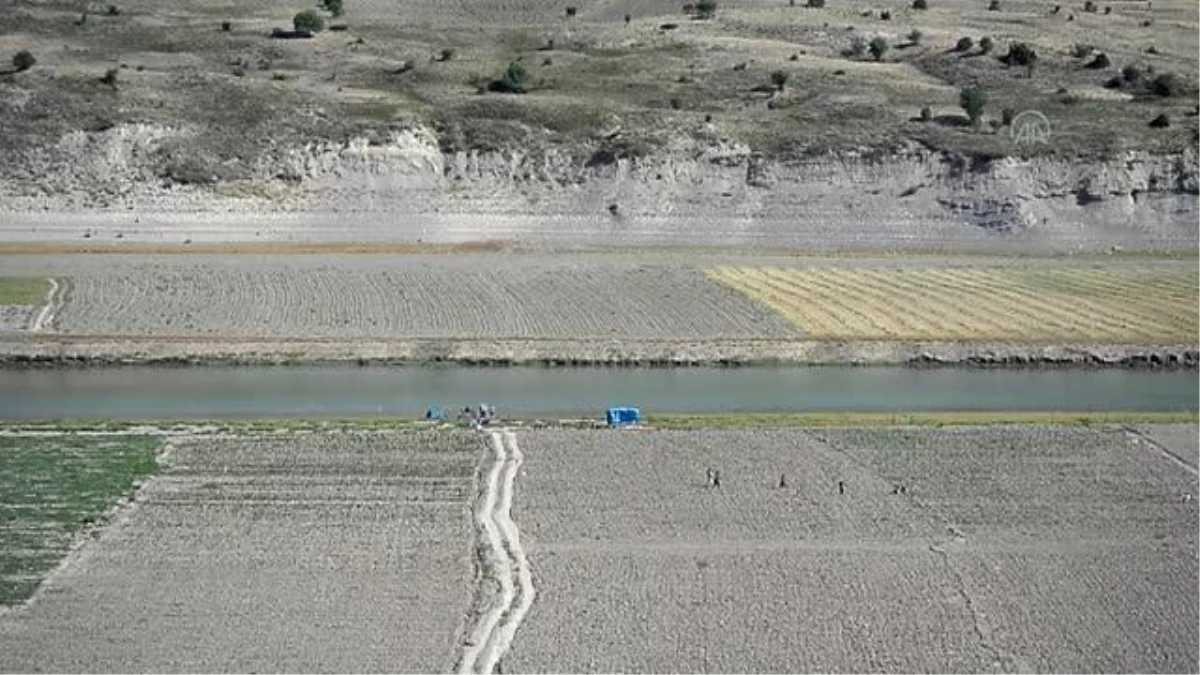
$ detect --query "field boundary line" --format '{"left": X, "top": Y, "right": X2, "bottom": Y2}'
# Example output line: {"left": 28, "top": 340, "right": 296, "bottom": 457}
{"left": 30, "top": 278, "right": 59, "bottom": 333}
{"left": 1122, "top": 426, "right": 1199, "bottom": 477}
{"left": 482, "top": 430, "right": 535, "bottom": 673}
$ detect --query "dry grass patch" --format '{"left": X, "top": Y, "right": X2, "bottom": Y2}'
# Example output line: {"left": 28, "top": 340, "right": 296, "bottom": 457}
{"left": 708, "top": 266, "right": 1199, "bottom": 342}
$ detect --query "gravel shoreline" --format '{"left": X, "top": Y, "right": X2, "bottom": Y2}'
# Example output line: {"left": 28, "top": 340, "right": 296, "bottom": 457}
{"left": 1, "top": 335, "right": 1196, "bottom": 368}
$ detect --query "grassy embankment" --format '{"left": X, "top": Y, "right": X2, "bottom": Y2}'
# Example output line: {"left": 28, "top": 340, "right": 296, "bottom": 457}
{"left": 0, "top": 435, "right": 160, "bottom": 605}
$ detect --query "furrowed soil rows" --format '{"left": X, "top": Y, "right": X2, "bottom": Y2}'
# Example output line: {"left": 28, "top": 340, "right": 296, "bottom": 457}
{"left": 709, "top": 267, "right": 1200, "bottom": 342}
{"left": 46, "top": 257, "right": 796, "bottom": 340}
{"left": 504, "top": 425, "right": 1198, "bottom": 672}
{"left": 0, "top": 429, "right": 483, "bottom": 673}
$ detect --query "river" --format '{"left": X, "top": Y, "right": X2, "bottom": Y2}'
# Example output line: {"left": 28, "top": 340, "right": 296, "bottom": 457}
{"left": 0, "top": 365, "right": 1196, "bottom": 420}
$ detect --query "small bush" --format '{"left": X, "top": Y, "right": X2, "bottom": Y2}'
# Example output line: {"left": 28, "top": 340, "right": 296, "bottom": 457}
{"left": 979, "top": 36, "right": 993, "bottom": 54}
{"left": 1085, "top": 52, "right": 1110, "bottom": 69}
{"left": 1145, "top": 45, "right": 1159, "bottom": 55}
{"left": 807, "top": 0, "right": 826, "bottom": 6}
{"left": 1103, "top": 75, "right": 1123, "bottom": 89}
{"left": 439, "top": 47, "right": 455, "bottom": 61}
{"left": 1072, "top": 43, "right": 1093, "bottom": 58}
{"left": 100, "top": 67, "right": 119, "bottom": 87}
{"left": 695, "top": 0, "right": 717, "bottom": 18}
{"left": 625, "top": 13, "right": 632, "bottom": 23}
{"left": 293, "top": 9, "right": 325, "bottom": 32}
{"left": 880, "top": 9, "right": 892, "bottom": 19}
{"left": 1001, "top": 107, "right": 1014, "bottom": 125}
{"left": 221, "top": 20, "right": 232, "bottom": 31}
{"left": 105, "top": 4, "right": 120, "bottom": 16}
{"left": 1083, "top": 0, "right": 1097, "bottom": 11}
{"left": 1104, "top": 5, "right": 1111, "bottom": 13}
{"left": 1148, "top": 72, "right": 1178, "bottom": 97}
{"left": 489, "top": 60, "right": 530, "bottom": 93}
{"left": 959, "top": 86, "right": 987, "bottom": 124}
{"left": 988, "top": 0, "right": 1000, "bottom": 9}
{"left": 908, "top": 29, "right": 923, "bottom": 45}
{"left": 669, "top": 96, "right": 682, "bottom": 109}
{"left": 320, "top": 0, "right": 344, "bottom": 17}
{"left": 869, "top": 36, "right": 889, "bottom": 60}
{"left": 912, "top": 0, "right": 928, "bottom": 9}
{"left": 1148, "top": 113, "right": 1169, "bottom": 128}
{"left": 566, "top": 6, "right": 576, "bottom": 16}
{"left": 1121, "top": 64, "right": 1142, "bottom": 84}
{"left": 12, "top": 50, "right": 36, "bottom": 72}
{"left": 1052, "top": 4, "right": 1061, "bottom": 12}
{"left": 920, "top": 105, "right": 932, "bottom": 121}
{"left": 954, "top": 36, "right": 973, "bottom": 52}
{"left": 770, "top": 69, "right": 790, "bottom": 90}
{"left": 1002, "top": 42, "right": 1037, "bottom": 73}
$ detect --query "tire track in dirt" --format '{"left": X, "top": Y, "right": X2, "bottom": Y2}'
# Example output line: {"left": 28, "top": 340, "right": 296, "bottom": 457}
{"left": 30, "top": 278, "right": 59, "bottom": 332}
{"left": 457, "top": 430, "right": 535, "bottom": 674}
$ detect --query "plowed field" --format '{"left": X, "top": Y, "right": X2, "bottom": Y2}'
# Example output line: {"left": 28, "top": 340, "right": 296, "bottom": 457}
{"left": 0, "top": 429, "right": 481, "bottom": 673}
{"left": 506, "top": 425, "right": 1199, "bottom": 672}
{"left": 709, "top": 267, "right": 1200, "bottom": 342}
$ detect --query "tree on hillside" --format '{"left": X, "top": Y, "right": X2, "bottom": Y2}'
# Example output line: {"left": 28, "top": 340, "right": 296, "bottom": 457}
{"left": 770, "top": 69, "right": 790, "bottom": 91}
{"left": 489, "top": 60, "right": 530, "bottom": 93}
{"left": 293, "top": 9, "right": 325, "bottom": 32}
{"left": 12, "top": 50, "right": 36, "bottom": 72}
{"left": 1002, "top": 41, "right": 1037, "bottom": 76}
{"left": 959, "top": 86, "right": 987, "bottom": 125}
{"left": 869, "top": 36, "right": 889, "bottom": 60}
{"left": 695, "top": 0, "right": 718, "bottom": 18}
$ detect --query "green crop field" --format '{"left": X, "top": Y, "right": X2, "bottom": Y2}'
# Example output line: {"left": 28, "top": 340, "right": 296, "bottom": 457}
{"left": 0, "top": 434, "right": 160, "bottom": 605}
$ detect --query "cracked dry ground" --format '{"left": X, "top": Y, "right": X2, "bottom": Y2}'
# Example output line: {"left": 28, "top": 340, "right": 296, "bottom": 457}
{"left": 505, "top": 425, "right": 1199, "bottom": 673}
{"left": 0, "top": 430, "right": 480, "bottom": 673}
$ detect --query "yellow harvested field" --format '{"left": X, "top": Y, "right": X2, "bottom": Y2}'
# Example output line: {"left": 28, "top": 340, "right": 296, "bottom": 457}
{"left": 708, "top": 267, "right": 1200, "bottom": 343}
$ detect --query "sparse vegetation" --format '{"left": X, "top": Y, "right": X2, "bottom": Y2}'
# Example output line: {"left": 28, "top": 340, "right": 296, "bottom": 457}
{"left": 959, "top": 86, "right": 987, "bottom": 125}
{"left": 293, "top": 9, "right": 326, "bottom": 33}
{"left": 1083, "top": 0, "right": 1097, "bottom": 11}
{"left": 848, "top": 36, "right": 868, "bottom": 58}
{"left": 100, "top": 67, "right": 119, "bottom": 88}
{"left": 1148, "top": 113, "right": 1170, "bottom": 128}
{"left": 1002, "top": 41, "right": 1038, "bottom": 75}
{"left": 979, "top": 36, "right": 994, "bottom": 54}
{"left": 12, "top": 50, "right": 37, "bottom": 73}
{"left": 770, "top": 70, "right": 790, "bottom": 91}
{"left": 920, "top": 105, "right": 932, "bottom": 121}
{"left": 439, "top": 47, "right": 456, "bottom": 62}
{"left": 1121, "top": 65, "right": 1143, "bottom": 85}
{"left": 1072, "top": 43, "right": 1094, "bottom": 58}
{"left": 988, "top": 0, "right": 1000, "bottom": 10}
{"left": 807, "top": 0, "right": 826, "bottom": 6}
{"left": 319, "top": 0, "right": 344, "bottom": 17}
{"left": 912, "top": 0, "right": 928, "bottom": 9}
{"left": 1086, "top": 53, "right": 1111, "bottom": 69}
{"left": 907, "top": 29, "right": 923, "bottom": 45}
{"left": 1001, "top": 107, "right": 1014, "bottom": 126}
{"left": 955, "top": 36, "right": 974, "bottom": 52}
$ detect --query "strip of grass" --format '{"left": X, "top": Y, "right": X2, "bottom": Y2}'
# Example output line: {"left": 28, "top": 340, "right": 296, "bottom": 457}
{"left": 0, "top": 435, "right": 160, "bottom": 605}
{"left": 646, "top": 411, "right": 1199, "bottom": 429}
{"left": 0, "top": 277, "right": 48, "bottom": 305}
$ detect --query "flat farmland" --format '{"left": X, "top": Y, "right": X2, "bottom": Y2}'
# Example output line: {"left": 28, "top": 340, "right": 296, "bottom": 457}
{"left": 1, "top": 255, "right": 796, "bottom": 340}
{"left": 0, "top": 429, "right": 481, "bottom": 673}
{"left": 505, "top": 425, "right": 1199, "bottom": 673}
{"left": 709, "top": 266, "right": 1200, "bottom": 343}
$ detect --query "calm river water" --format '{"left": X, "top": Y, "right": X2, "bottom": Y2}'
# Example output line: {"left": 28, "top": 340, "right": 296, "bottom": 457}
{"left": 0, "top": 365, "right": 1196, "bottom": 420}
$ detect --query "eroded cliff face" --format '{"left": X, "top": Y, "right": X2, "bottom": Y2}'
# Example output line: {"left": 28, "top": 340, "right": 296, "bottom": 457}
{"left": 2, "top": 121, "right": 1196, "bottom": 249}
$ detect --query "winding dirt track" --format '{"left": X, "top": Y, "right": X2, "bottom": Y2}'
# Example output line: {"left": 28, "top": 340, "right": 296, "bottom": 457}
{"left": 30, "top": 278, "right": 58, "bottom": 332}
{"left": 458, "top": 430, "right": 535, "bottom": 674}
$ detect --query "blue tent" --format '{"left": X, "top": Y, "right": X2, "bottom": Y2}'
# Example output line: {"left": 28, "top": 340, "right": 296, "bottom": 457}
{"left": 606, "top": 407, "right": 642, "bottom": 427}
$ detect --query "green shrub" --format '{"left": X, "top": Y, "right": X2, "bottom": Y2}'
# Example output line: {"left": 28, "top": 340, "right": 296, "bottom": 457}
{"left": 770, "top": 69, "right": 790, "bottom": 90}
{"left": 293, "top": 9, "right": 325, "bottom": 32}
{"left": 100, "top": 67, "right": 119, "bottom": 87}
{"left": 868, "top": 35, "right": 889, "bottom": 60}
{"left": 1148, "top": 72, "right": 1179, "bottom": 97}
{"left": 440, "top": 47, "right": 456, "bottom": 61}
{"left": 912, "top": 0, "right": 928, "bottom": 8}
{"left": 988, "top": 0, "right": 1000, "bottom": 9}
{"left": 1085, "top": 52, "right": 1111, "bottom": 69}
{"left": 807, "top": 0, "right": 826, "bottom": 6}
{"left": 959, "top": 86, "right": 987, "bottom": 124}
{"left": 12, "top": 50, "right": 36, "bottom": 72}
{"left": 489, "top": 60, "right": 530, "bottom": 93}
{"left": 920, "top": 105, "right": 932, "bottom": 121}
{"left": 954, "top": 36, "right": 973, "bottom": 52}
{"left": 320, "top": 0, "right": 344, "bottom": 16}
{"left": 979, "top": 36, "right": 993, "bottom": 54}
{"left": 695, "top": 0, "right": 717, "bottom": 18}
{"left": 1072, "top": 43, "right": 1093, "bottom": 58}
{"left": 908, "top": 29, "right": 923, "bottom": 45}
{"left": 849, "top": 36, "right": 867, "bottom": 58}
{"left": 1121, "top": 64, "right": 1142, "bottom": 84}
{"left": 1001, "top": 107, "right": 1014, "bottom": 125}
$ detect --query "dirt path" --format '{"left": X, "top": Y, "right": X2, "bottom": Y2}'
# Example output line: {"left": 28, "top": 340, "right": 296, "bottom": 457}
{"left": 29, "top": 278, "right": 58, "bottom": 332}
{"left": 458, "top": 430, "right": 535, "bottom": 675}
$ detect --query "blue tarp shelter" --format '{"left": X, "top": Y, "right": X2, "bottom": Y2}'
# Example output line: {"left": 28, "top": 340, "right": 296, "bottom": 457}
{"left": 425, "top": 406, "right": 445, "bottom": 421}
{"left": 606, "top": 407, "right": 642, "bottom": 427}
